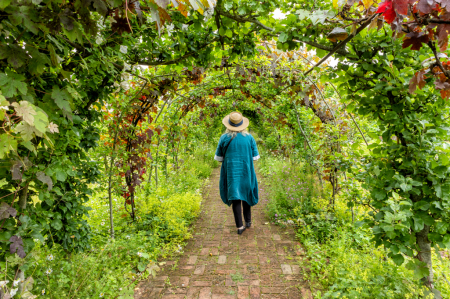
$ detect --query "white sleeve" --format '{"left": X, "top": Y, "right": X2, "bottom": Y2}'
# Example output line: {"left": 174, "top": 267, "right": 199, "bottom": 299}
{"left": 253, "top": 155, "right": 260, "bottom": 161}
{"left": 214, "top": 155, "right": 224, "bottom": 162}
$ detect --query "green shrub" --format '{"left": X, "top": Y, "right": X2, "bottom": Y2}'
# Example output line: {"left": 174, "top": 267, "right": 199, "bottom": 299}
{"left": 261, "top": 154, "right": 450, "bottom": 299}
{"left": 3, "top": 145, "right": 214, "bottom": 299}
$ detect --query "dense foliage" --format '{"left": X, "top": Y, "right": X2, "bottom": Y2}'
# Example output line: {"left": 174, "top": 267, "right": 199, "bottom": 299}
{"left": 2, "top": 0, "right": 450, "bottom": 297}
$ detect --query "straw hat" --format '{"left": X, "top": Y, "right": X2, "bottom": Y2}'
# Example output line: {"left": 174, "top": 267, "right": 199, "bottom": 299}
{"left": 222, "top": 111, "right": 249, "bottom": 131}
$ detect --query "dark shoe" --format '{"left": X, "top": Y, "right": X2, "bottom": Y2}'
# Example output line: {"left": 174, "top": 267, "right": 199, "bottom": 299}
{"left": 237, "top": 227, "right": 246, "bottom": 235}
{"left": 245, "top": 222, "right": 252, "bottom": 228}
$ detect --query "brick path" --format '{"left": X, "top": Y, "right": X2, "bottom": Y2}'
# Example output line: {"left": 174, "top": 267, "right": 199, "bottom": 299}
{"left": 134, "top": 167, "right": 312, "bottom": 299}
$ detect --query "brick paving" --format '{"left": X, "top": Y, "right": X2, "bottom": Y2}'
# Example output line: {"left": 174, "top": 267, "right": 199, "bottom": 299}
{"left": 134, "top": 167, "right": 312, "bottom": 299}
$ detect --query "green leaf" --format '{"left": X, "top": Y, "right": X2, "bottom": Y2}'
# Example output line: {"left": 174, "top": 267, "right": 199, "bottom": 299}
{"left": 373, "top": 189, "right": 386, "bottom": 200}
{"left": 413, "top": 217, "right": 424, "bottom": 232}
{"left": 0, "top": 0, "right": 11, "bottom": 9}
{"left": 223, "top": 0, "right": 233, "bottom": 11}
{"left": 28, "top": 49, "right": 50, "bottom": 76}
{"left": 278, "top": 32, "right": 288, "bottom": 43}
{"left": 15, "top": 122, "right": 36, "bottom": 141}
{"left": 391, "top": 253, "right": 404, "bottom": 266}
{"left": 0, "top": 134, "right": 18, "bottom": 158}
{"left": 51, "top": 219, "right": 62, "bottom": 230}
{"left": 414, "top": 201, "right": 430, "bottom": 211}
{"left": 0, "top": 71, "right": 27, "bottom": 98}
{"left": 51, "top": 86, "right": 73, "bottom": 120}
{"left": 225, "top": 29, "right": 233, "bottom": 38}
{"left": 33, "top": 107, "right": 49, "bottom": 134}
{"left": 56, "top": 170, "right": 67, "bottom": 182}
{"left": 48, "top": 44, "right": 62, "bottom": 67}
{"left": 373, "top": 165, "right": 380, "bottom": 176}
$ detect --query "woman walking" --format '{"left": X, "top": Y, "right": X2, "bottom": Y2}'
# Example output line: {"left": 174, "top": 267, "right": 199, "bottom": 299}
{"left": 214, "top": 111, "right": 260, "bottom": 235}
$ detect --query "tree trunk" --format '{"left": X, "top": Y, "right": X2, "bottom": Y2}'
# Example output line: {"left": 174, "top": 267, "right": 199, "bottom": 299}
{"left": 416, "top": 225, "right": 442, "bottom": 298}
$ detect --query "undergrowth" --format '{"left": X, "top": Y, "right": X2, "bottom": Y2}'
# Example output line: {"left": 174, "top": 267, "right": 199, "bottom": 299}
{"left": 10, "top": 144, "right": 218, "bottom": 299}
{"left": 260, "top": 153, "right": 450, "bottom": 299}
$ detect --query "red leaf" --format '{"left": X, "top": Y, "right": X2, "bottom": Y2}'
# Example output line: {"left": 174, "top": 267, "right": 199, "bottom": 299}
{"left": 377, "top": 1, "right": 397, "bottom": 24}
{"left": 402, "top": 31, "right": 429, "bottom": 50}
{"left": 440, "top": 0, "right": 450, "bottom": 9}
{"left": 417, "top": 0, "right": 433, "bottom": 14}
{"left": 437, "top": 23, "right": 450, "bottom": 51}
{"left": 441, "top": 89, "right": 450, "bottom": 99}
{"left": 409, "top": 70, "right": 427, "bottom": 93}
{"left": 393, "top": 0, "right": 409, "bottom": 15}
{"left": 434, "top": 79, "right": 450, "bottom": 90}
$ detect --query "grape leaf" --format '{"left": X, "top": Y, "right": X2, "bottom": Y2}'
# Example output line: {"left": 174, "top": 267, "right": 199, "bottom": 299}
{"left": 33, "top": 107, "right": 49, "bottom": 134}
{"left": 393, "top": 0, "right": 408, "bottom": 15}
{"left": 51, "top": 86, "right": 73, "bottom": 120}
{"left": 15, "top": 122, "right": 35, "bottom": 141}
{"left": 51, "top": 219, "right": 62, "bottom": 230}
{"left": 376, "top": 1, "right": 396, "bottom": 24}
{"left": 409, "top": 70, "right": 427, "bottom": 93}
{"left": 36, "top": 171, "right": 53, "bottom": 191}
{"left": 402, "top": 31, "right": 429, "bottom": 50}
{"left": 440, "top": 0, "right": 450, "bottom": 8}
{"left": 437, "top": 23, "right": 450, "bottom": 51}
{"left": 11, "top": 101, "right": 36, "bottom": 125}
{"left": 391, "top": 253, "right": 405, "bottom": 266}
{"left": 92, "top": 0, "right": 108, "bottom": 16}
{"left": 0, "top": 134, "right": 18, "bottom": 158}
{"left": 7, "top": 51, "right": 29, "bottom": 75}
{"left": 9, "top": 236, "right": 26, "bottom": 258}
{"left": 0, "top": 71, "right": 27, "bottom": 98}
{"left": 27, "top": 48, "right": 50, "bottom": 76}
{"left": 0, "top": 202, "right": 17, "bottom": 220}
{"left": 417, "top": 0, "right": 433, "bottom": 14}
{"left": 0, "top": 178, "right": 7, "bottom": 189}
{"left": 0, "top": 0, "right": 11, "bottom": 9}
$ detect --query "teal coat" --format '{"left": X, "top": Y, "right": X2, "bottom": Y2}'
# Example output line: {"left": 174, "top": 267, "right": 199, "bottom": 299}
{"left": 214, "top": 133, "right": 260, "bottom": 207}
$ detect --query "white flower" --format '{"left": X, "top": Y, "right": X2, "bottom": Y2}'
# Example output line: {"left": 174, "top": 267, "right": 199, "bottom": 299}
{"left": 119, "top": 288, "right": 122, "bottom": 291}
{"left": 123, "top": 62, "right": 131, "bottom": 71}
{"left": 101, "top": 222, "right": 105, "bottom": 226}
{"left": 119, "top": 45, "right": 128, "bottom": 54}
{"left": 435, "top": 154, "right": 439, "bottom": 161}
{"left": 99, "top": 293, "right": 104, "bottom": 297}
{"left": 10, "top": 288, "right": 18, "bottom": 297}
{"left": 47, "top": 122, "right": 59, "bottom": 133}
{"left": 45, "top": 268, "right": 53, "bottom": 275}
{"left": 166, "top": 23, "right": 174, "bottom": 36}
{"left": 0, "top": 280, "right": 9, "bottom": 287}
{"left": 120, "top": 81, "right": 130, "bottom": 91}
{"left": 121, "top": 72, "right": 131, "bottom": 81}
{"left": 42, "top": 289, "right": 45, "bottom": 295}
{"left": 137, "top": 252, "right": 142, "bottom": 257}
{"left": 126, "top": 235, "right": 130, "bottom": 239}
{"left": 13, "top": 279, "right": 20, "bottom": 287}
{"left": 95, "top": 36, "right": 104, "bottom": 45}
{"left": 182, "top": 24, "right": 189, "bottom": 31}
{"left": 0, "top": 105, "right": 8, "bottom": 110}
{"left": 47, "top": 254, "right": 54, "bottom": 261}
{"left": 204, "top": 7, "right": 214, "bottom": 20}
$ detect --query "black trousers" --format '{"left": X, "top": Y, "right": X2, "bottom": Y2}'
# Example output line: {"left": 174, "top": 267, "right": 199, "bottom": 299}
{"left": 232, "top": 200, "right": 251, "bottom": 228}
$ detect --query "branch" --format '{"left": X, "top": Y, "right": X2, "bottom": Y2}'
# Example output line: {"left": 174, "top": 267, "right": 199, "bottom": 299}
{"left": 304, "top": 13, "right": 380, "bottom": 76}
{"left": 427, "top": 40, "right": 450, "bottom": 79}
{"left": 136, "top": 38, "right": 219, "bottom": 66}
{"left": 215, "top": 8, "right": 274, "bottom": 31}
